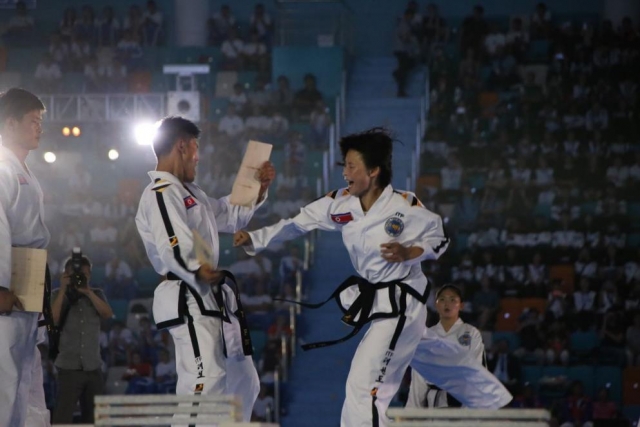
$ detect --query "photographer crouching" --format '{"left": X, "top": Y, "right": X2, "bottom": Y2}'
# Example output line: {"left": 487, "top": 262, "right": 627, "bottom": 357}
{"left": 51, "top": 249, "right": 113, "bottom": 424}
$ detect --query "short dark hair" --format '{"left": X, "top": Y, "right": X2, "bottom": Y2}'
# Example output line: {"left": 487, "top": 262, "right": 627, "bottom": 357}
{"left": 338, "top": 127, "right": 393, "bottom": 188}
{"left": 0, "top": 88, "right": 45, "bottom": 129}
{"left": 152, "top": 116, "right": 201, "bottom": 158}
{"left": 64, "top": 256, "right": 93, "bottom": 272}
{"left": 436, "top": 284, "right": 463, "bottom": 301}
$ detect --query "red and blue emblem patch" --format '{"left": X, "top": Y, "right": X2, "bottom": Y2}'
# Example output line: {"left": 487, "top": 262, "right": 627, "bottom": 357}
{"left": 17, "top": 174, "right": 28, "bottom": 185}
{"left": 184, "top": 195, "right": 197, "bottom": 210}
{"left": 330, "top": 212, "right": 353, "bottom": 224}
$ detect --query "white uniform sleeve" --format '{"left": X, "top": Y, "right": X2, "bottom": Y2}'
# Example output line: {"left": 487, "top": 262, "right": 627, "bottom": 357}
{"left": 0, "top": 167, "right": 16, "bottom": 290}
{"left": 138, "top": 185, "right": 203, "bottom": 292}
{"left": 246, "top": 194, "right": 338, "bottom": 255}
{"left": 404, "top": 205, "right": 449, "bottom": 265}
{"left": 208, "top": 193, "right": 267, "bottom": 234}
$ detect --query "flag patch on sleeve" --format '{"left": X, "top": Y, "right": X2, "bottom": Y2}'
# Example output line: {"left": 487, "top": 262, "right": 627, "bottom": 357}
{"left": 184, "top": 195, "right": 197, "bottom": 210}
{"left": 331, "top": 212, "right": 353, "bottom": 224}
{"left": 17, "top": 174, "right": 28, "bottom": 185}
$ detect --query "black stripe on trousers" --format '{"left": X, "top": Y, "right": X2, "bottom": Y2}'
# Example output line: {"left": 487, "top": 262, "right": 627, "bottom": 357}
{"left": 372, "top": 291, "right": 408, "bottom": 426}
{"left": 155, "top": 191, "right": 189, "bottom": 271}
{"left": 185, "top": 302, "right": 201, "bottom": 427}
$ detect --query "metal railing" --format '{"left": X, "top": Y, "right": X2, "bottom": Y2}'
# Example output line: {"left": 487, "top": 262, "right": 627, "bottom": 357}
{"left": 38, "top": 93, "right": 166, "bottom": 122}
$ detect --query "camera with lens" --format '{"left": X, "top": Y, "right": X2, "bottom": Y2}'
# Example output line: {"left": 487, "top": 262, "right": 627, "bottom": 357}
{"left": 66, "top": 247, "right": 87, "bottom": 303}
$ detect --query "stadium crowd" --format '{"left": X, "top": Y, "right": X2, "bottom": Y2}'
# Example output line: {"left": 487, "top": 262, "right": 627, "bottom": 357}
{"left": 398, "top": 2, "right": 640, "bottom": 426}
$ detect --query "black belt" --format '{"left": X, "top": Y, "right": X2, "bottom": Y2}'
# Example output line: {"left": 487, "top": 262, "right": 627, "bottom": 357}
{"left": 278, "top": 275, "right": 428, "bottom": 351}
{"left": 166, "top": 270, "right": 253, "bottom": 357}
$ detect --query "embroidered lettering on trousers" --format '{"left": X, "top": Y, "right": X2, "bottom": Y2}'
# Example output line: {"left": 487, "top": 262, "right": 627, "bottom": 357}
{"left": 375, "top": 350, "right": 394, "bottom": 384}
{"left": 195, "top": 356, "right": 204, "bottom": 379}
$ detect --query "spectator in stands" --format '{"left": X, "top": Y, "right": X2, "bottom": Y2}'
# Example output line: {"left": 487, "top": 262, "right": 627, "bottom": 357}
{"left": 459, "top": 5, "right": 488, "bottom": 55}
{"left": 279, "top": 245, "right": 303, "bottom": 286}
{"left": 69, "top": 34, "right": 92, "bottom": 71}
{"left": 506, "top": 17, "right": 529, "bottom": 61}
{"left": 600, "top": 310, "right": 627, "bottom": 365}
{"left": 393, "top": 8, "right": 420, "bottom": 97}
{"left": 155, "top": 348, "right": 177, "bottom": 393}
{"left": 421, "top": 3, "right": 447, "bottom": 53}
{"left": 626, "top": 312, "right": 640, "bottom": 366}
{"left": 271, "top": 75, "right": 294, "bottom": 117}
{"left": 309, "top": 100, "right": 332, "bottom": 148}
{"left": 136, "top": 317, "right": 158, "bottom": 365}
{"left": 512, "top": 384, "right": 543, "bottom": 409}
{"left": 230, "top": 83, "right": 249, "bottom": 116}
{"left": 116, "top": 29, "right": 143, "bottom": 70}
{"left": 218, "top": 104, "right": 245, "bottom": 140}
{"left": 530, "top": 2, "right": 551, "bottom": 40}
{"left": 439, "top": 155, "right": 463, "bottom": 201}
{"left": 142, "top": 0, "right": 163, "bottom": 46}
{"left": 525, "top": 252, "right": 548, "bottom": 296}
{"left": 90, "top": 217, "right": 118, "bottom": 249}
{"left": 97, "top": 6, "right": 120, "bottom": 47}
{"left": 252, "top": 384, "right": 275, "bottom": 422}
{"left": 34, "top": 53, "right": 62, "bottom": 93}
{"left": 245, "top": 34, "right": 270, "bottom": 68}
{"left": 84, "top": 55, "right": 102, "bottom": 92}
{"left": 267, "top": 314, "right": 292, "bottom": 342}
{"left": 249, "top": 76, "right": 272, "bottom": 110}
{"left": 48, "top": 31, "right": 70, "bottom": 65}
{"left": 514, "top": 309, "right": 545, "bottom": 364}
{"left": 293, "top": 73, "right": 323, "bottom": 120}
{"left": 209, "top": 4, "right": 236, "bottom": 46}
{"left": 250, "top": 3, "right": 274, "bottom": 44}
{"left": 259, "top": 341, "right": 280, "bottom": 385}
{"left": 105, "top": 251, "right": 135, "bottom": 300}
{"left": 245, "top": 104, "right": 273, "bottom": 138}
{"left": 58, "top": 222, "right": 86, "bottom": 252}
{"left": 123, "top": 351, "right": 154, "bottom": 394}
{"left": 484, "top": 23, "right": 506, "bottom": 59}
{"left": 75, "top": 5, "right": 97, "bottom": 45}
{"left": 123, "top": 5, "right": 144, "bottom": 41}
{"left": 51, "top": 255, "right": 113, "bottom": 424}
{"left": 472, "top": 275, "right": 498, "bottom": 329}
{"left": 585, "top": 101, "right": 609, "bottom": 131}
{"left": 271, "top": 109, "right": 290, "bottom": 138}
{"left": 452, "top": 183, "right": 480, "bottom": 231}
{"left": 573, "top": 277, "right": 596, "bottom": 314}
{"left": 560, "top": 381, "right": 593, "bottom": 427}
{"left": 486, "top": 339, "right": 520, "bottom": 394}
{"left": 221, "top": 26, "right": 244, "bottom": 71}
{"left": 109, "top": 320, "right": 136, "bottom": 366}
{"left": 283, "top": 131, "right": 306, "bottom": 176}
{"left": 592, "top": 387, "right": 618, "bottom": 422}
{"left": 2, "top": 0, "right": 34, "bottom": 46}
{"left": 545, "top": 319, "right": 570, "bottom": 365}
{"left": 59, "top": 7, "right": 77, "bottom": 42}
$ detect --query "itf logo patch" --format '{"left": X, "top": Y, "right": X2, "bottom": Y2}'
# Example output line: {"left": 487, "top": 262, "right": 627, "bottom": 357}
{"left": 184, "top": 195, "right": 197, "bottom": 210}
{"left": 331, "top": 212, "right": 353, "bottom": 224}
{"left": 384, "top": 217, "right": 404, "bottom": 237}
{"left": 458, "top": 331, "right": 471, "bottom": 346}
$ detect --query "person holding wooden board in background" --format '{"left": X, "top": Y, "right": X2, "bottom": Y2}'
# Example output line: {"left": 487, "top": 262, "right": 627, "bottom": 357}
{"left": 0, "top": 88, "right": 52, "bottom": 427}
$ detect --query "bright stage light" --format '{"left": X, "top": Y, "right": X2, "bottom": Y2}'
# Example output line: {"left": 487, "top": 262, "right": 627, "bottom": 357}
{"left": 62, "top": 127, "right": 70, "bottom": 136}
{"left": 44, "top": 152, "right": 56, "bottom": 163}
{"left": 134, "top": 121, "right": 160, "bottom": 146}
{"left": 72, "top": 126, "right": 81, "bottom": 137}
{"left": 108, "top": 149, "right": 119, "bottom": 161}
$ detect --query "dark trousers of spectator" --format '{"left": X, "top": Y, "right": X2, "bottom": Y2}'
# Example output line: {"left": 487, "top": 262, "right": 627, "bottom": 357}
{"left": 52, "top": 369, "right": 103, "bottom": 424}
{"left": 393, "top": 51, "right": 417, "bottom": 97}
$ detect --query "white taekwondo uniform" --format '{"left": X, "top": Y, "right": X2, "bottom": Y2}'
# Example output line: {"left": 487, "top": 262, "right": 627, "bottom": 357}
{"left": 136, "top": 171, "right": 264, "bottom": 424}
{"left": 245, "top": 185, "right": 449, "bottom": 427}
{"left": 0, "top": 144, "right": 51, "bottom": 427}
{"left": 409, "top": 325, "right": 512, "bottom": 409}
{"left": 407, "top": 318, "right": 485, "bottom": 408}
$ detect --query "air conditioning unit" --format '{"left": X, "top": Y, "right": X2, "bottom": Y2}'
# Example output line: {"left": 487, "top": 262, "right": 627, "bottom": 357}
{"left": 167, "top": 91, "right": 201, "bottom": 122}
